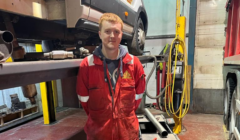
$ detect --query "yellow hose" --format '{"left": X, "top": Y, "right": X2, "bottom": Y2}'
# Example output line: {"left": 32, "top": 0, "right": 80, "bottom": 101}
{"left": 164, "top": 0, "right": 190, "bottom": 120}
{"left": 164, "top": 36, "right": 189, "bottom": 119}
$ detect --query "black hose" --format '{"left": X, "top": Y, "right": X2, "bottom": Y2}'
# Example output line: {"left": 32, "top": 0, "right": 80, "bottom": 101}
{"left": 145, "top": 55, "right": 170, "bottom": 99}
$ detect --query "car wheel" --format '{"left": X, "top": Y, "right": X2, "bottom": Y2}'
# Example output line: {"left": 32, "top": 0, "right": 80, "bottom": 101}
{"left": 128, "top": 18, "right": 145, "bottom": 56}
{"left": 224, "top": 78, "right": 236, "bottom": 130}
{"left": 229, "top": 88, "right": 237, "bottom": 139}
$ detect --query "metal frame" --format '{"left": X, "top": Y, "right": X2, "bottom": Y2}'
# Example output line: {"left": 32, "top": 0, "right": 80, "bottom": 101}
{"left": 224, "top": 55, "right": 240, "bottom": 65}
{"left": 0, "top": 55, "right": 164, "bottom": 90}
{"left": 0, "top": 59, "right": 82, "bottom": 90}
{"left": 146, "top": 33, "right": 189, "bottom": 40}
{"left": 188, "top": 0, "right": 197, "bottom": 108}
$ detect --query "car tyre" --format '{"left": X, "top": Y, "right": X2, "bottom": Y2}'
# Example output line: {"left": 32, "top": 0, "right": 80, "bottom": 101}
{"left": 128, "top": 18, "right": 145, "bottom": 56}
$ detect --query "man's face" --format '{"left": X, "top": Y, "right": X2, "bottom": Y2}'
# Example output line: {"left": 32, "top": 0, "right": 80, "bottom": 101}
{"left": 99, "top": 21, "right": 123, "bottom": 51}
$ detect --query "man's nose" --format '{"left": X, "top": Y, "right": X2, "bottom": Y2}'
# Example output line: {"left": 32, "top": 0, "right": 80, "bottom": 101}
{"left": 110, "top": 32, "right": 114, "bottom": 37}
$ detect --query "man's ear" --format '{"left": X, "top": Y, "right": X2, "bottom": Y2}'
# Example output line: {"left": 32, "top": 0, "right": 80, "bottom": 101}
{"left": 98, "top": 31, "right": 102, "bottom": 40}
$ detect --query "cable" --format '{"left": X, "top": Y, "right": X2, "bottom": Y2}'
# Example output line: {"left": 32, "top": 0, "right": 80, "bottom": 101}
{"left": 143, "top": 42, "right": 190, "bottom": 119}
{"left": 164, "top": 36, "right": 190, "bottom": 119}
{"left": 162, "top": 0, "right": 190, "bottom": 120}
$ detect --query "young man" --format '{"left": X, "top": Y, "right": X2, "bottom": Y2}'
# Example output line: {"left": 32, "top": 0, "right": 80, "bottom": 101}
{"left": 76, "top": 13, "right": 145, "bottom": 140}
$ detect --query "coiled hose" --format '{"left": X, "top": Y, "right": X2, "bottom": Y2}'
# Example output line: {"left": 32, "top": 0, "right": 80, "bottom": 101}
{"left": 165, "top": 36, "right": 190, "bottom": 119}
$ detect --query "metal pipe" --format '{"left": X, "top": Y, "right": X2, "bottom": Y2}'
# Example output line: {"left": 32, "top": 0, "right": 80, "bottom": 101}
{"left": 144, "top": 108, "right": 168, "bottom": 137}
{"left": 44, "top": 50, "right": 74, "bottom": 59}
{"left": 0, "top": 30, "right": 13, "bottom": 62}
{"left": 139, "top": 126, "right": 142, "bottom": 140}
{"left": 146, "top": 33, "right": 189, "bottom": 40}
{"left": 0, "top": 31, "right": 13, "bottom": 44}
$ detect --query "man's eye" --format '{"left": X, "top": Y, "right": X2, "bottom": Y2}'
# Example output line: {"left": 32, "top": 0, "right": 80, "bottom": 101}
{"left": 115, "top": 31, "right": 120, "bottom": 34}
{"left": 105, "top": 30, "right": 110, "bottom": 33}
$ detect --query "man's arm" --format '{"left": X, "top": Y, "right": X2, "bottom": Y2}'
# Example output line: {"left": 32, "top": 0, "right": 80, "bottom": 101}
{"left": 134, "top": 57, "right": 146, "bottom": 111}
{"left": 76, "top": 58, "right": 89, "bottom": 115}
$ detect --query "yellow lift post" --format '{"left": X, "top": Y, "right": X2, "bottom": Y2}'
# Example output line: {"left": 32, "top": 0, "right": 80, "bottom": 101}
{"left": 36, "top": 44, "right": 57, "bottom": 124}
{"left": 173, "top": 0, "right": 185, "bottom": 134}
{"left": 164, "top": 0, "right": 191, "bottom": 134}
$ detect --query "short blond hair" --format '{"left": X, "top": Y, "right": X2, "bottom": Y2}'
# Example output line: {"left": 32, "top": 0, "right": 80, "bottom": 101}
{"left": 99, "top": 13, "right": 123, "bottom": 31}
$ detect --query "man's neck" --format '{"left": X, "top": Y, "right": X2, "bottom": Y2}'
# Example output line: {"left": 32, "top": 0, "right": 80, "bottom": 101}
{"left": 102, "top": 46, "right": 119, "bottom": 60}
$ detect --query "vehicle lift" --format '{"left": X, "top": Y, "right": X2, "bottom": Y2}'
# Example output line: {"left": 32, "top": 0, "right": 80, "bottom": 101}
{"left": 0, "top": 0, "right": 190, "bottom": 139}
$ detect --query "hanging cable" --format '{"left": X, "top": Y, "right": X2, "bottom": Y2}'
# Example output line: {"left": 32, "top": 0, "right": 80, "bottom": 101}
{"left": 164, "top": 35, "right": 190, "bottom": 119}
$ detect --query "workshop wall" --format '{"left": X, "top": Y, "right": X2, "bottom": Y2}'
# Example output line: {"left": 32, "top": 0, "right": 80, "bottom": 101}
{"left": 194, "top": 0, "right": 225, "bottom": 89}
{"left": 192, "top": 0, "right": 226, "bottom": 114}
{"left": 144, "top": 0, "right": 190, "bottom": 36}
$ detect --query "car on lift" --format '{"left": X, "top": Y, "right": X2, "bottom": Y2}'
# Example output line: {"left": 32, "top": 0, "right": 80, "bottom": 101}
{"left": 0, "top": 0, "right": 148, "bottom": 56}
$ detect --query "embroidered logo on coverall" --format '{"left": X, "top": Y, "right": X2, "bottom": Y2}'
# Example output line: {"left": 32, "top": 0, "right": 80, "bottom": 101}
{"left": 123, "top": 70, "right": 132, "bottom": 79}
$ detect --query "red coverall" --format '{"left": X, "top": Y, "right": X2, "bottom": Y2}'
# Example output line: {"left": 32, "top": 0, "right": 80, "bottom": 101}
{"left": 76, "top": 53, "right": 145, "bottom": 140}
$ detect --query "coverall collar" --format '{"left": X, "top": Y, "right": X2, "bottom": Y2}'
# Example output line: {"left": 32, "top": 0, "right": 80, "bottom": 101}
{"left": 92, "top": 45, "right": 132, "bottom": 65}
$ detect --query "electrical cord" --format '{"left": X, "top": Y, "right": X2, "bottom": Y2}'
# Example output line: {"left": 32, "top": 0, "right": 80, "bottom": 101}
{"left": 164, "top": 36, "right": 190, "bottom": 119}
{"left": 163, "top": 0, "right": 190, "bottom": 119}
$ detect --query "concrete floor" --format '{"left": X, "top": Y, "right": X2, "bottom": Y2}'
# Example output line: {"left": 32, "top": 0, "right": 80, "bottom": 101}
{"left": 0, "top": 108, "right": 227, "bottom": 140}
{"left": 178, "top": 114, "right": 227, "bottom": 140}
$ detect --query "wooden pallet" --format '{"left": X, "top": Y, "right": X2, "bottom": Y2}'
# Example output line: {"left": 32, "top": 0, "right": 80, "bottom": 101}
{"left": 0, "top": 105, "right": 38, "bottom": 126}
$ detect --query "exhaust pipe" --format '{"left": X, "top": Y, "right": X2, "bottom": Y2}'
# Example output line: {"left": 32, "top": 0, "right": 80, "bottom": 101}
{"left": 0, "top": 31, "right": 14, "bottom": 44}
{"left": 144, "top": 108, "right": 168, "bottom": 137}
{"left": 0, "top": 30, "right": 13, "bottom": 62}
